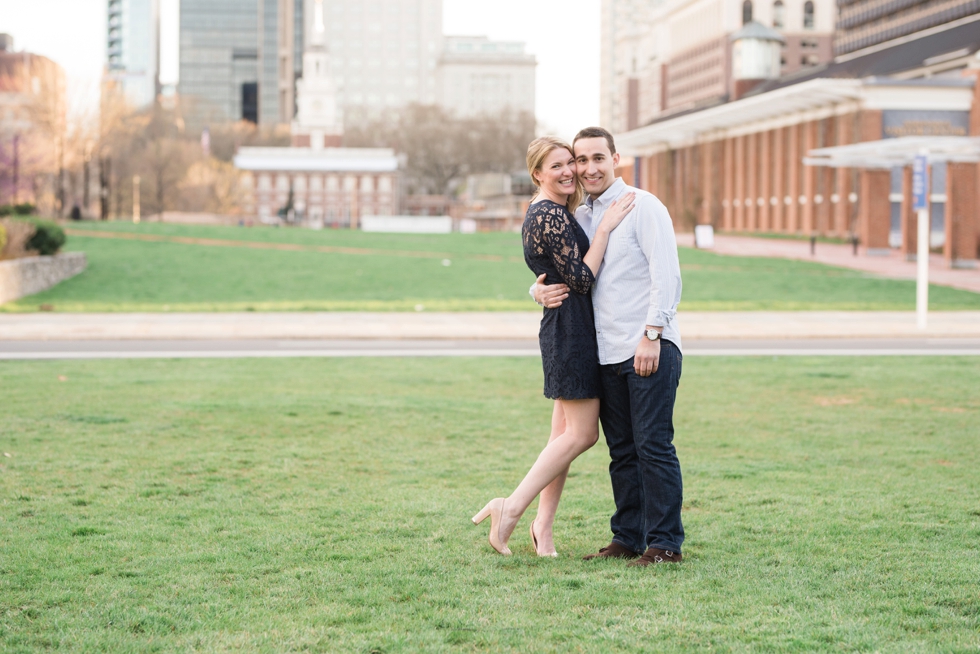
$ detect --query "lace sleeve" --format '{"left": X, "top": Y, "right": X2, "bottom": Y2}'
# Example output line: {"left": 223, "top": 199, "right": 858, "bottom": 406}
{"left": 527, "top": 203, "right": 595, "bottom": 295}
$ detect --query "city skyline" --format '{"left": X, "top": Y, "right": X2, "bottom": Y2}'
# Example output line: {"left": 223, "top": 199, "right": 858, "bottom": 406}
{"left": 0, "top": 0, "right": 601, "bottom": 139}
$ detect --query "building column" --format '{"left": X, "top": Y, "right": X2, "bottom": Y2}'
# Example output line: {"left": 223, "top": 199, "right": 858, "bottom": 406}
{"left": 945, "top": 162, "right": 978, "bottom": 268}
{"left": 734, "top": 136, "right": 745, "bottom": 230}
{"left": 759, "top": 130, "right": 771, "bottom": 231}
{"left": 746, "top": 132, "right": 758, "bottom": 230}
{"left": 834, "top": 114, "right": 854, "bottom": 236}
{"left": 801, "top": 121, "right": 817, "bottom": 234}
{"left": 772, "top": 127, "right": 784, "bottom": 231}
{"left": 859, "top": 169, "right": 890, "bottom": 251}
{"left": 700, "top": 142, "right": 712, "bottom": 225}
{"left": 900, "top": 165, "right": 917, "bottom": 260}
{"left": 723, "top": 138, "right": 734, "bottom": 230}
{"left": 787, "top": 123, "right": 800, "bottom": 232}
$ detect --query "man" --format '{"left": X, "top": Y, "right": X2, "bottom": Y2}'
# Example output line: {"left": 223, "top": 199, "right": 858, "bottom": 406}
{"left": 532, "top": 127, "right": 684, "bottom": 566}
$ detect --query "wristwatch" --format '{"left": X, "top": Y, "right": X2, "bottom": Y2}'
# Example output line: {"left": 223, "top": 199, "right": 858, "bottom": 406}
{"left": 645, "top": 329, "right": 661, "bottom": 342}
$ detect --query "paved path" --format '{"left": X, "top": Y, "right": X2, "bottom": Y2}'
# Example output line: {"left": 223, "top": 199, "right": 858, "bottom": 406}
{"left": 3, "top": 338, "right": 978, "bottom": 359}
{"left": 676, "top": 233, "right": 980, "bottom": 294}
{"left": 2, "top": 311, "right": 980, "bottom": 341}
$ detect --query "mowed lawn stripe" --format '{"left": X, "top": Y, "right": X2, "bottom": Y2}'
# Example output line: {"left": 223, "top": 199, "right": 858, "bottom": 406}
{"left": 64, "top": 228, "right": 521, "bottom": 263}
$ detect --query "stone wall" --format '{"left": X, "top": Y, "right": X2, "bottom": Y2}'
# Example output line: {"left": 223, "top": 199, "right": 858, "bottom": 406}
{"left": 0, "top": 253, "right": 87, "bottom": 304}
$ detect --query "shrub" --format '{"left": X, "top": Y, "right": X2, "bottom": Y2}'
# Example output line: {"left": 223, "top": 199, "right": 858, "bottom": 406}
{"left": 25, "top": 218, "right": 66, "bottom": 255}
{"left": 0, "top": 222, "right": 6, "bottom": 254}
{"left": 0, "top": 218, "right": 36, "bottom": 260}
{"left": 0, "top": 203, "right": 36, "bottom": 217}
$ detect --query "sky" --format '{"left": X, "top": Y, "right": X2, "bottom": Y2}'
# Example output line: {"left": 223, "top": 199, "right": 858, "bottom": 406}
{"left": 0, "top": 0, "right": 600, "bottom": 139}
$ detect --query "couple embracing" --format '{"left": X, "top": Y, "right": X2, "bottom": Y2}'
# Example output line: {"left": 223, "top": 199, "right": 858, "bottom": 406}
{"left": 472, "top": 127, "right": 684, "bottom": 567}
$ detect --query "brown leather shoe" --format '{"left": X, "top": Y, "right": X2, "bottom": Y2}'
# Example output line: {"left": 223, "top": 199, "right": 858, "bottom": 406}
{"left": 582, "top": 542, "right": 640, "bottom": 560}
{"left": 627, "top": 547, "right": 683, "bottom": 567}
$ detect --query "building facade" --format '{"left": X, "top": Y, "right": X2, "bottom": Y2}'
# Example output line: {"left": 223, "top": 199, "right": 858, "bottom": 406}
{"left": 178, "top": 0, "right": 302, "bottom": 129}
{"left": 437, "top": 36, "right": 536, "bottom": 118}
{"left": 105, "top": 0, "right": 160, "bottom": 110}
{"left": 0, "top": 35, "right": 66, "bottom": 211}
{"left": 234, "top": 147, "right": 400, "bottom": 226}
{"left": 601, "top": 0, "right": 835, "bottom": 133}
{"left": 322, "top": 0, "right": 442, "bottom": 117}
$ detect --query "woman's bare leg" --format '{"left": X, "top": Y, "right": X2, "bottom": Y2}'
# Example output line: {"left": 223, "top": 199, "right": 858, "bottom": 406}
{"left": 498, "top": 398, "right": 600, "bottom": 545}
{"left": 531, "top": 401, "right": 568, "bottom": 554}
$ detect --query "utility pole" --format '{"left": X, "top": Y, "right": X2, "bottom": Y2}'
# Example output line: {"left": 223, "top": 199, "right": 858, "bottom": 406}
{"left": 99, "top": 155, "right": 110, "bottom": 221}
{"left": 133, "top": 175, "right": 141, "bottom": 224}
{"left": 12, "top": 134, "right": 19, "bottom": 205}
{"left": 83, "top": 141, "right": 93, "bottom": 216}
{"left": 56, "top": 136, "right": 65, "bottom": 217}
{"left": 912, "top": 151, "right": 929, "bottom": 330}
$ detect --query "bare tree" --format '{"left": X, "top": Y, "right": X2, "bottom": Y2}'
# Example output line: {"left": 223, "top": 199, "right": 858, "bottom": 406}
{"left": 344, "top": 104, "right": 536, "bottom": 195}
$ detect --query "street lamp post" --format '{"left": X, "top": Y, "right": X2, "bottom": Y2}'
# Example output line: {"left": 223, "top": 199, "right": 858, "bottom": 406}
{"left": 912, "top": 151, "right": 929, "bottom": 330}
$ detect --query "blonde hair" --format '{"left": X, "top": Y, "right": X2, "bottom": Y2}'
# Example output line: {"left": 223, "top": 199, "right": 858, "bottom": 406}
{"left": 526, "top": 136, "right": 584, "bottom": 211}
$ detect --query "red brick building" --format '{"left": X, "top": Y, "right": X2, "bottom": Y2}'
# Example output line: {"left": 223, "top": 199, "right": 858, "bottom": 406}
{"left": 616, "top": 17, "right": 980, "bottom": 267}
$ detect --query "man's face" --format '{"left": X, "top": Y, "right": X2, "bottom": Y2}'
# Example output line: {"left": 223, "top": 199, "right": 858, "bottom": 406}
{"left": 574, "top": 137, "right": 620, "bottom": 198}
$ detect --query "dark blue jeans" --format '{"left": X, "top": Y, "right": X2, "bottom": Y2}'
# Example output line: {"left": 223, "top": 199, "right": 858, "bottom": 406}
{"left": 598, "top": 340, "right": 684, "bottom": 554}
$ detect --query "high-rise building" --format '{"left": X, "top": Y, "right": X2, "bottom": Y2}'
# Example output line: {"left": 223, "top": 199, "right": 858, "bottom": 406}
{"left": 835, "top": 0, "right": 980, "bottom": 56}
{"left": 178, "top": 0, "right": 441, "bottom": 129}
{"left": 319, "top": 0, "right": 442, "bottom": 117}
{"left": 105, "top": 0, "right": 160, "bottom": 109}
{"left": 437, "top": 36, "right": 536, "bottom": 118}
{"left": 600, "top": 0, "right": 835, "bottom": 132}
{"left": 178, "top": 0, "right": 302, "bottom": 129}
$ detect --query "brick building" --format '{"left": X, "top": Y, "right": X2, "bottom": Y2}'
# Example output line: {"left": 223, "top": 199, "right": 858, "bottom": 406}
{"left": 615, "top": 17, "right": 980, "bottom": 268}
{"left": 600, "top": 0, "right": 835, "bottom": 133}
{"left": 0, "top": 34, "right": 66, "bottom": 211}
{"left": 234, "top": 147, "right": 399, "bottom": 227}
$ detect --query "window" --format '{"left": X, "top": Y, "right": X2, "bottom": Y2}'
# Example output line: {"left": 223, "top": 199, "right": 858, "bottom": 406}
{"left": 742, "top": 0, "right": 753, "bottom": 24}
{"left": 804, "top": 1, "right": 815, "bottom": 29}
{"left": 773, "top": 0, "right": 784, "bottom": 27}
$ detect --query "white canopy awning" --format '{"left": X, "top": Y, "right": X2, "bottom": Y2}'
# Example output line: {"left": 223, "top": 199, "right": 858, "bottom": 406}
{"left": 616, "top": 78, "right": 864, "bottom": 154}
{"left": 804, "top": 136, "right": 980, "bottom": 169}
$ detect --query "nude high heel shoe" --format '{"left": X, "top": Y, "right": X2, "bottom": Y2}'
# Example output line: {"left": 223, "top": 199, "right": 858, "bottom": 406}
{"left": 530, "top": 519, "right": 558, "bottom": 558}
{"left": 471, "top": 498, "right": 512, "bottom": 556}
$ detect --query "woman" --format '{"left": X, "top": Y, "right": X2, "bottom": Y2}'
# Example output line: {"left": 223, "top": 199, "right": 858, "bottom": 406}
{"left": 472, "top": 136, "right": 635, "bottom": 556}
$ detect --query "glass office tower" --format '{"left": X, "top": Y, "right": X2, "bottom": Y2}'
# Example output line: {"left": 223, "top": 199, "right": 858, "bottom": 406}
{"left": 105, "top": 0, "right": 160, "bottom": 109}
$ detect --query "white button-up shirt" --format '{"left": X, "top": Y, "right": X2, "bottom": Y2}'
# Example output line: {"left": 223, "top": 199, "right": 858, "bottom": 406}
{"left": 577, "top": 178, "right": 683, "bottom": 364}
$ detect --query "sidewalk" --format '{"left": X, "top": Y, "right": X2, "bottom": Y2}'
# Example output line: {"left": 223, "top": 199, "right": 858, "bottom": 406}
{"left": 676, "top": 233, "right": 980, "bottom": 294}
{"left": 2, "top": 311, "right": 979, "bottom": 340}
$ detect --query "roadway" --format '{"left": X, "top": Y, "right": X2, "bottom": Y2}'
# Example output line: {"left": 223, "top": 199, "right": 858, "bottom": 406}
{"left": 2, "top": 338, "right": 979, "bottom": 359}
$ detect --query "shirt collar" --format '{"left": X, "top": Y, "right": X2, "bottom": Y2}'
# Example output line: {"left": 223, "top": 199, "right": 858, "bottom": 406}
{"left": 585, "top": 177, "right": 627, "bottom": 210}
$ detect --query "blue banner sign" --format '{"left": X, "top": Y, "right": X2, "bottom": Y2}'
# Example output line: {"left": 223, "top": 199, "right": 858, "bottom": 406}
{"left": 912, "top": 155, "right": 928, "bottom": 211}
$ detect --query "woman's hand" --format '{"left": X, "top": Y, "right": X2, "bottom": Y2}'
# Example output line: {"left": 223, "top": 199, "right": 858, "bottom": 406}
{"left": 598, "top": 192, "right": 636, "bottom": 234}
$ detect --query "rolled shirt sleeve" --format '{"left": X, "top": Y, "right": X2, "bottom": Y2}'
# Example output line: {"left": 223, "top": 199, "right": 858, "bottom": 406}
{"left": 633, "top": 195, "right": 682, "bottom": 329}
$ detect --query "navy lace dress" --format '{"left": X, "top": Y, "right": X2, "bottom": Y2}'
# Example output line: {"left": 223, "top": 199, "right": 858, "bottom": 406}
{"left": 522, "top": 199, "right": 600, "bottom": 400}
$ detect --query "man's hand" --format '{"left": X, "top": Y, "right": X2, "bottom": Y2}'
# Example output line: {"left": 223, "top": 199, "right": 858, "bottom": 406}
{"left": 634, "top": 334, "right": 661, "bottom": 377}
{"left": 533, "top": 273, "right": 569, "bottom": 309}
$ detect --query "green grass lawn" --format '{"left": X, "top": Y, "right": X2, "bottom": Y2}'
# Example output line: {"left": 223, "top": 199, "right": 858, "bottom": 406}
{"left": 2, "top": 356, "right": 978, "bottom": 652}
{"left": 2, "top": 221, "right": 979, "bottom": 311}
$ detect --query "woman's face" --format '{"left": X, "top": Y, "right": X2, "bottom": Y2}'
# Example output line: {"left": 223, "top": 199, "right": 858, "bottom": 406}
{"left": 535, "top": 148, "right": 576, "bottom": 198}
